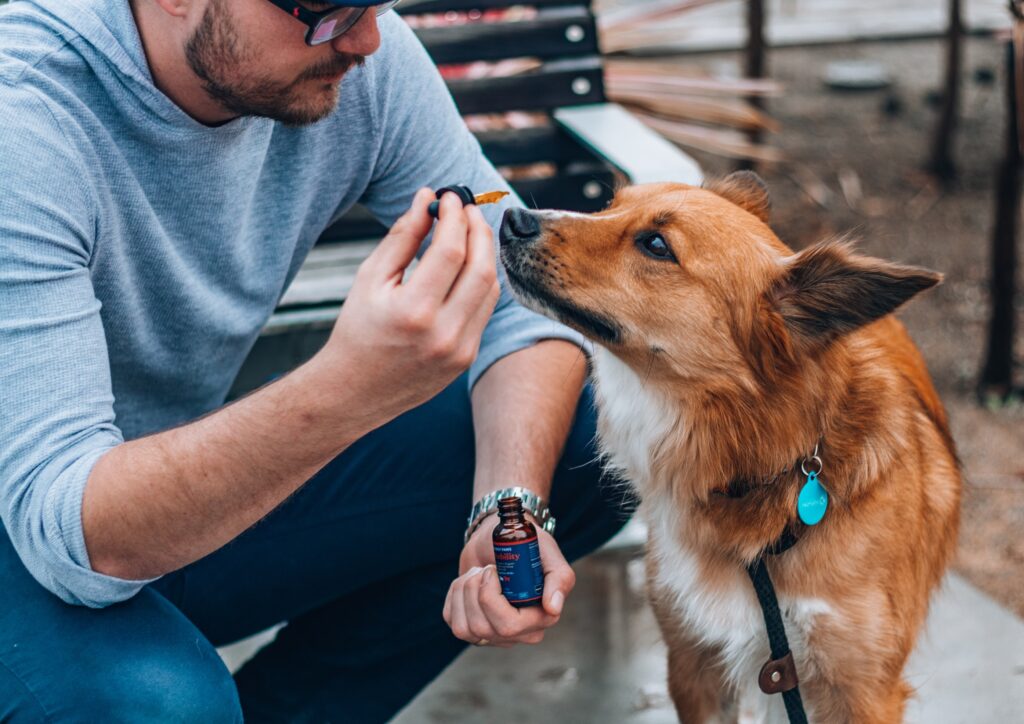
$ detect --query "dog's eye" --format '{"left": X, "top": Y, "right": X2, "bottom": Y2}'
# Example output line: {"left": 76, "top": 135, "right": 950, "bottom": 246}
{"left": 637, "top": 233, "right": 674, "bottom": 260}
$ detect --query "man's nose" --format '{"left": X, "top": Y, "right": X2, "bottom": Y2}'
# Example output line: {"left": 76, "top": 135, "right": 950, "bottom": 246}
{"left": 331, "top": 9, "right": 382, "bottom": 56}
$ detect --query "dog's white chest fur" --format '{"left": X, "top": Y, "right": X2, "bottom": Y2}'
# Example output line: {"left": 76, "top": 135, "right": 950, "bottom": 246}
{"left": 591, "top": 348, "right": 831, "bottom": 724}
{"left": 589, "top": 348, "right": 679, "bottom": 487}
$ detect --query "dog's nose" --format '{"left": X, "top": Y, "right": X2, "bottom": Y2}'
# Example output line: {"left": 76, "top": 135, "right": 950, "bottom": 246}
{"left": 500, "top": 208, "right": 542, "bottom": 246}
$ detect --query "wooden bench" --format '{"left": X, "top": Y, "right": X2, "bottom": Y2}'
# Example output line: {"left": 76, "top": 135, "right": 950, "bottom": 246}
{"left": 230, "top": 0, "right": 703, "bottom": 395}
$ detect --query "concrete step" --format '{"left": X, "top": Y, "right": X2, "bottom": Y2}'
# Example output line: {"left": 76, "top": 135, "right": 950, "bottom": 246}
{"left": 392, "top": 552, "right": 1024, "bottom": 723}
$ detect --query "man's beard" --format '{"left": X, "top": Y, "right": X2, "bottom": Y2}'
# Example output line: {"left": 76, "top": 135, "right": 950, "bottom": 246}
{"left": 185, "top": 0, "right": 365, "bottom": 126}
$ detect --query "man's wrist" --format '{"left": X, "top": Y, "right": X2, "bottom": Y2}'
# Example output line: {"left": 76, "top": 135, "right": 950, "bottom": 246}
{"left": 301, "top": 348, "right": 385, "bottom": 445}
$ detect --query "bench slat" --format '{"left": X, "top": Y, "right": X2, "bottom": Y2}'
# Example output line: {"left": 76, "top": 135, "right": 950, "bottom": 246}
{"left": 278, "top": 242, "right": 375, "bottom": 308}
{"left": 511, "top": 161, "right": 616, "bottom": 211}
{"left": 398, "top": 0, "right": 591, "bottom": 15}
{"left": 414, "top": 8, "right": 598, "bottom": 65}
{"left": 476, "top": 124, "right": 593, "bottom": 167}
{"left": 448, "top": 57, "right": 604, "bottom": 114}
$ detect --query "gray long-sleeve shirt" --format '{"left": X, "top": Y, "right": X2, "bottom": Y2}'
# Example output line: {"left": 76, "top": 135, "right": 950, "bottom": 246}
{"left": 0, "top": 0, "right": 583, "bottom": 607}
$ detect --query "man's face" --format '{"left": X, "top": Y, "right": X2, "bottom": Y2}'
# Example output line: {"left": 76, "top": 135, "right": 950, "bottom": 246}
{"left": 185, "top": 0, "right": 382, "bottom": 126}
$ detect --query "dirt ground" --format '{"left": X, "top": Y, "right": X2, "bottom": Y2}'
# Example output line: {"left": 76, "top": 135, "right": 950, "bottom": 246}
{"left": 683, "top": 35, "right": 1024, "bottom": 615}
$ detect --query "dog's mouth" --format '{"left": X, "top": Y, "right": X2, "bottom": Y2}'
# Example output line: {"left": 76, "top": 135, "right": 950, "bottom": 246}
{"left": 500, "top": 247, "right": 622, "bottom": 345}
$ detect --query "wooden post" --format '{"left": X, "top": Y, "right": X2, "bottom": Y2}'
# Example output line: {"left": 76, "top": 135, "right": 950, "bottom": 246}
{"left": 738, "top": 0, "right": 766, "bottom": 172}
{"left": 929, "top": 0, "right": 963, "bottom": 182}
{"left": 980, "top": 40, "right": 1022, "bottom": 399}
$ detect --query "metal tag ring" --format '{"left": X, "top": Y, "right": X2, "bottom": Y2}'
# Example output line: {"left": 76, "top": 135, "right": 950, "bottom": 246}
{"left": 801, "top": 455, "right": 823, "bottom": 476}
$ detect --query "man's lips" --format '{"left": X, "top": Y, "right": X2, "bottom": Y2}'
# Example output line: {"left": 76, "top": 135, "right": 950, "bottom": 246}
{"left": 306, "top": 68, "right": 348, "bottom": 82}
{"left": 303, "top": 55, "right": 364, "bottom": 83}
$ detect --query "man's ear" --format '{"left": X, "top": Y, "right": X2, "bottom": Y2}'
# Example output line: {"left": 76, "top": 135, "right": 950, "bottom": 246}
{"left": 705, "top": 171, "right": 770, "bottom": 223}
{"left": 769, "top": 240, "right": 942, "bottom": 346}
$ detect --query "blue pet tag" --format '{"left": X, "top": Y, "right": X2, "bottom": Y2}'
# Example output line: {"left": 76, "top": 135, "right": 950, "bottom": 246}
{"left": 797, "top": 471, "right": 829, "bottom": 525}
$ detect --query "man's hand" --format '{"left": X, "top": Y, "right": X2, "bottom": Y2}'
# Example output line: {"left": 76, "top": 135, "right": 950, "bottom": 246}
{"left": 443, "top": 515, "right": 576, "bottom": 647}
{"left": 320, "top": 187, "right": 501, "bottom": 425}
{"left": 83, "top": 188, "right": 501, "bottom": 581}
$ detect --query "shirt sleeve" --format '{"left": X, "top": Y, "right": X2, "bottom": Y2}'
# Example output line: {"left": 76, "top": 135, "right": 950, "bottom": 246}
{"left": 356, "top": 14, "right": 586, "bottom": 390}
{"left": 0, "top": 85, "right": 157, "bottom": 607}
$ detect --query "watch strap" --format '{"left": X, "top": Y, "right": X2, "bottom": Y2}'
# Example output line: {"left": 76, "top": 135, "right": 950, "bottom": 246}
{"left": 464, "top": 486, "right": 556, "bottom": 544}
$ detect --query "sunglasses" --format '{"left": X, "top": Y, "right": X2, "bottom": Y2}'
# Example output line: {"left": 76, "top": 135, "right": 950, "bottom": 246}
{"left": 266, "top": 1, "right": 401, "bottom": 47}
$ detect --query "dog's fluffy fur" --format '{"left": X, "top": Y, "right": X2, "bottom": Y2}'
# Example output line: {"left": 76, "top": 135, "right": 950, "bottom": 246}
{"left": 499, "top": 173, "right": 961, "bottom": 723}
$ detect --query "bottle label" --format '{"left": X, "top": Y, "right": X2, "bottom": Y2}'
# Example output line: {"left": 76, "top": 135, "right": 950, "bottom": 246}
{"left": 493, "top": 536, "right": 544, "bottom": 605}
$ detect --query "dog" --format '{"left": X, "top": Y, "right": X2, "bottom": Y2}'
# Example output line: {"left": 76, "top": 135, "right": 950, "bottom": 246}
{"left": 498, "top": 172, "right": 961, "bottom": 724}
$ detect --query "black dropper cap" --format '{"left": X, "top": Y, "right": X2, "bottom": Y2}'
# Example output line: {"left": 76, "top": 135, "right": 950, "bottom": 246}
{"left": 427, "top": 185, "right": 475, "bottom": 219}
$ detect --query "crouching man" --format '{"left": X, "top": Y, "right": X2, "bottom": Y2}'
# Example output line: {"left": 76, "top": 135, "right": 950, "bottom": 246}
{"left": 0, "top": 0, "right": 627, "bottom": 720}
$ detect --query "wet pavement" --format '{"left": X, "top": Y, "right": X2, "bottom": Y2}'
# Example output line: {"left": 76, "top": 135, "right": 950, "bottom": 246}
{"left": 391, "top": 545, "right": 1024, "bottom": 724}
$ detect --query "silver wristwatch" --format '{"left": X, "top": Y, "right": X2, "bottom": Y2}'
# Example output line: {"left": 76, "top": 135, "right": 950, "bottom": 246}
{"left": 464, "top": 486, "right": 556, "bottom": 544}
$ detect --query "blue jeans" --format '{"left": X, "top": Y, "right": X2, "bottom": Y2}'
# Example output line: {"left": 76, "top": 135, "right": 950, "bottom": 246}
{"left": 0, "top": 375, "right": 628, "bottom": 722}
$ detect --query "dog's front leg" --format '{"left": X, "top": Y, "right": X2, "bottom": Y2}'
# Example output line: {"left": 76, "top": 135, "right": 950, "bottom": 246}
{"left": 663, "top": 638, "right": 735, "bottom": 723}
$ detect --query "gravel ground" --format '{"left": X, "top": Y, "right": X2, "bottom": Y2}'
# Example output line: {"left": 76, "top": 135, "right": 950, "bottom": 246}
{"left": 686, "top": 35, "right": 1024, "bottom": 615}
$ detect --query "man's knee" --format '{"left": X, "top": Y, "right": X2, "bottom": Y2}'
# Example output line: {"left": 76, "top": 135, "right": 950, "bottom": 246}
{"left": 69, "top": 644, "right": 241, "bottom": 723}
{"left": 0, "top": 592, "right": 241, "bottom": 724}
{"left": 0, "top": 651, "right": 240, "bottom": 724}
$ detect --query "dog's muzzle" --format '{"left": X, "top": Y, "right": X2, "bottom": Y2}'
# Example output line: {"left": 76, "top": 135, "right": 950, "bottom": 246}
{"left": 497, "top": 208, "right": 623, "bottom": 346}
{"left": 499, "top": 208, "right": 542, "bottom": 246}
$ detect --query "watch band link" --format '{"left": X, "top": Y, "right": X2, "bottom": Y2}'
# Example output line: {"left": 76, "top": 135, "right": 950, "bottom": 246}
{"left": 464, "top": 486, "right": 556, "bottom": 544}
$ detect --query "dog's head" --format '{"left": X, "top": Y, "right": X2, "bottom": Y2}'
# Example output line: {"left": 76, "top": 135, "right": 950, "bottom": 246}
{"left": 499, "top": 172, "right": 941, "bottom": 390}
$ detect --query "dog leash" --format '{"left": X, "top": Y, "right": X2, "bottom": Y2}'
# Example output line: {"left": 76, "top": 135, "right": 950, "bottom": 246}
{"left": 742, "top": 447, "right": 827, "bottom": 724}
{"left": 745, "top": 528, "right": 808, "bottom": 724}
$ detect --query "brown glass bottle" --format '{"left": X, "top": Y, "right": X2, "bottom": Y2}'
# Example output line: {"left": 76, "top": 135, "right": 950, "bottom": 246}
{"left": 492, "top": 497, "right": 544, "bottom": 607}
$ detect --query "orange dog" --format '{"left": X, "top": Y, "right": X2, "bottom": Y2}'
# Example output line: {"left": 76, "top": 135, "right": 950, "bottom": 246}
{"left": 498, "top": 173, "right": 961, "bottom": 723}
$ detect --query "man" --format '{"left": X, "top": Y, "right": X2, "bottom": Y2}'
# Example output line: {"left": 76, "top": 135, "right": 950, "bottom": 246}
{"left": 0, "top": 0, "right": 627, "bottom": 720}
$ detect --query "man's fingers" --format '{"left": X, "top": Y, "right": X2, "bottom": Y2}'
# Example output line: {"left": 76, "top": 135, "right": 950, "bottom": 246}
{"left": 442, "top": 579, "right": 455, "bottom": 625}
{"left": 462, "top": 567, "right": 495, "bottom": 641}
{"left": 472, "top": 284, "right": 499, "bottom": 337}
{"left": 435, "top": 205, "right": 499, "bottom": 360}
{"left": 365, "top": 188, "right": 434, "bottom": 282}
{"left": 405, "top": 191, "right": 470, "bottom": 303}
{"left": 439, "top": 204, "right": 500, "bottom": 326}
{"left": 479, "top": 564, "right": 558, "bottom": 637}
{"left": 448, "top": 577, "right": 472, "bottom": 642}
{"left": 520, "top": 630, "right": 545, "bottom": 645}
{"left": 538, "top": 533, "right": 576, "bottom": 617}
{"left": 478, "top": 565, "right": 521, "bottom": 639}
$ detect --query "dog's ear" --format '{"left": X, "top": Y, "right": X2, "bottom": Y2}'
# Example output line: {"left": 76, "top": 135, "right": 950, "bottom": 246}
{"left": 769, "top": 240, "right": 942, "bottom": 346}
{"left": 705, "top": 171, "right": 770, "bottom": 223}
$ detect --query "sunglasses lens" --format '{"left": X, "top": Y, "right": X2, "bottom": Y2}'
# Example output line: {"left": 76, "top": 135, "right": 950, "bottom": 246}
{"left": 309, "top": 8, "right": 363, "bottom": 45}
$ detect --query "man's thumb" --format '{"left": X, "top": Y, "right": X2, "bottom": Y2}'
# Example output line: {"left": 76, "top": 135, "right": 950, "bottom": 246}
{"left": 540, "top": 549, "right": 574, "bottom": 616}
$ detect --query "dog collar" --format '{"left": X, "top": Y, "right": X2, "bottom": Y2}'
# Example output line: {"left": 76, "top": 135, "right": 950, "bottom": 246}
{"left": 713, "top": 443, "right": 830, "bottom": 527}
